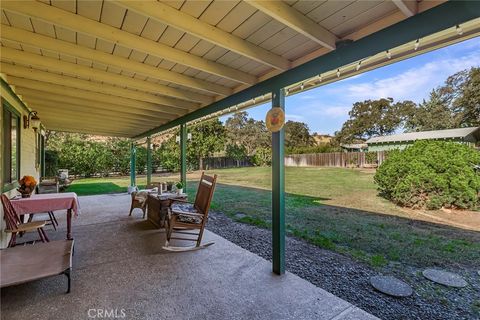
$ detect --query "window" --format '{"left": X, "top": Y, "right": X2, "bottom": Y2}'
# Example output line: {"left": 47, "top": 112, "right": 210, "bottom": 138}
{"left": 2, "top": 100, "right": 20, "bottom": 189}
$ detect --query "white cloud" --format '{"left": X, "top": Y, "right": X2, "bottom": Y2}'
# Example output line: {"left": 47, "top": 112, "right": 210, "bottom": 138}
{"left": 322, "top": 106, "right": 350, "bottom": 117}
{"left": 285, "top": 114, "right": 305, "bottom": 121}
{"left": 344, "top": 51, "right": 480, "bottom": 102}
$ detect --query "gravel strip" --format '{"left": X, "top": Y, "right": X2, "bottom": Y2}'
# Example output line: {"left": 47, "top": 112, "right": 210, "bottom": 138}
{"left": 207, "top": 211, "right": 480, "bottom": 320}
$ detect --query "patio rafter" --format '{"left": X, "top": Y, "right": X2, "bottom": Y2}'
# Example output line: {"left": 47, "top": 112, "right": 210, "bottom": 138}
{"left": 32, "top": 105, "right": 162, "bottom": 128}
{"left": 0, "top": 25, "right": 232, "bottom": 97}
{"left": 6, "top": 77, "right": 180, "bottom": 116}
{"left": 21, "top": 99, "right": 171, "bottom": 124}
{"left": 117, "top": 0, "right": 290, "bottom": 71}
{"left": 0, "top": 48, "right": 212, "bottom": 105}
{"left": 16, "top": 88, "right": 173, "bottom": 121}
{"left": 134, "top": 0, "right": 480, "bottom": 139}
{"left": 1, "top": 0, "right": 258, "bottom": 85}
{"left": 37, "top": 122, "right": 134, "bottom": 137}
{"left": 245, "top": 0, "right": 338, "bottom": 50}
{"left": 393, "top": 0, "right": 418, "bottom": 17}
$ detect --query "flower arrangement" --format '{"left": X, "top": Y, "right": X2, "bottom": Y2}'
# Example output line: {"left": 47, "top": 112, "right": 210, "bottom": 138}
{"left": 17, "top": 175, "right": 37, "bottom": 198}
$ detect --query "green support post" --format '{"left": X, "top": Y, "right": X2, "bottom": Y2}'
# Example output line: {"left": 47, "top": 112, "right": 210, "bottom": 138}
{"left": 146, "top": 136, "right": 152, "bottom": 186}
{"left": 271, "top": 88, "right": 285, "bottom": 275}
{"left": 40, "top": 134, "right": 46, "bottom": 177}
{"left": 130, "top": 142, "right": 136, "bottom": 187}
{"left": 180, "top": 124, "right": 187, "bottom": 193}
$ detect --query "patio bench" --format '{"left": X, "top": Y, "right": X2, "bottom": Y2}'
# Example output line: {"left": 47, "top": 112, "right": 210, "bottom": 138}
{"left": 0, "top": 240, "right": 74, "bottom": 293}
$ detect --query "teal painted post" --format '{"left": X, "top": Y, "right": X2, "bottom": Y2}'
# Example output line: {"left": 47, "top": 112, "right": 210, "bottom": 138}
{"left": 146, "top": 136, "right": 152, "bottom": 186}
{"left": 40, "top": 134, "right": 46, "bottom": 177}
{"left": 271, "top": 88, "right": 285, "bottom": 275}
{"left": 180, "top": 124, "right": 187, "bottom": 193}
{"left": 130, "top": 142, "right": 136, "bottom": 187}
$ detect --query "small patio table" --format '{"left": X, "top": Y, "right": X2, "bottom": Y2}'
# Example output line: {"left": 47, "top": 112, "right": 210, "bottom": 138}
{"left": 10, "top": 192, "right": 80, "bottom": 240}
{"left": 147, "top": 192, "right": 187, "bottom": 228}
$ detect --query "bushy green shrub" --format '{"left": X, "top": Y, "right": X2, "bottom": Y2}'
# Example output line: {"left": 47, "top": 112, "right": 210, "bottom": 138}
{"left": 252, "top": 147, "right": 272, "bottom": 167}
{"left": 374, "top": 141, "right": 480, "bottom": 210}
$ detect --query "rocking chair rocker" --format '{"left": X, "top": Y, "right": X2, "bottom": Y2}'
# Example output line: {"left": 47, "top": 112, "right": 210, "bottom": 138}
{"left": 163, "top": 172, "right": 217, "bottom": 252}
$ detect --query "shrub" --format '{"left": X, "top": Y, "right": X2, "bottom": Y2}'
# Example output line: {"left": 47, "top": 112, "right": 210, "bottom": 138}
{"left": 252, "top": 147, "right": 272, "bottom": 166}
{"left": 374, "top": 141, "right": 480, "bottom": 210}
{"left": 45, "top": 150, "right": 59, "bottom": 177}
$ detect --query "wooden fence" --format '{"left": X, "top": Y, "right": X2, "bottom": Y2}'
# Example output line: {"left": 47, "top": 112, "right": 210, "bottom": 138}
{"left": 284, "top": 151, "right": 387, "bottom": 168}
{"left": 200, "top": 156, "right": 253, "bottom": 170}
{"left": 200, "top": 151, "right": 387, "bottom": 170}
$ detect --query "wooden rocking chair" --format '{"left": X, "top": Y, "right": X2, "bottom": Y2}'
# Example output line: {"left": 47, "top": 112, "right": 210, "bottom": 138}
{"left": 164, "top": 172, "right": 217, "bottom": 252}
{"left": 1, "top": 194, "right": 49, "bottom": 247}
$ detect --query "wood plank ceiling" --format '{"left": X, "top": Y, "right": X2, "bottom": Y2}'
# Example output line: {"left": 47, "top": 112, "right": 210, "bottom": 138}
{"left": 0, "top": 0, "right": 445, "bottom": 137}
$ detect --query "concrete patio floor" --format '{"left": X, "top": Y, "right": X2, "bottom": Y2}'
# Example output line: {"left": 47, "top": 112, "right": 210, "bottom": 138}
{"left": 1, "top": 194, "right": 378, "bottom": 320}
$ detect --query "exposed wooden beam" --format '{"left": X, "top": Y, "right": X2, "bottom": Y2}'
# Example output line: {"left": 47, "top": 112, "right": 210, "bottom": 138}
{"left": 233, "top": 0, "right": 446, "bottom": 93}
{"left": 135, "top": 0, "right": 479, "bottom": 139}
{"left": 15, "top": 88, "right": 171, "bottom": 121}
{"left": 1, "top": 1, "right": 257, "bottom": 85}
{"left": 0, "top": 47, "right": 210, "bottom": 105}
{"left": 0, "top": 25, "right": 232, "bottom": 97}
{"left": 392, "top": 0, "right": 418, "bottom": 17}
{"left": 33, "top": 104, "right": 163, "bottom": 127}
{"left": 38, "top": 111, "right": 144, "bottom": 130}
{"left": 245, "top": 0, "right": 337, "bottom": 50}
{"left": 1, "top": 63, "right": 193, "bottom": 114}
{"left": 21, "top": 98, "right": 166, "bottom": 125}
{"left": 7, "top": 77, "right": 181, "bottom": 115}
{"left": 41, "top": 121, "right": 136, "bottom": 137}
{"left": 118, "top": 1, "right": 290, "bottom": 70}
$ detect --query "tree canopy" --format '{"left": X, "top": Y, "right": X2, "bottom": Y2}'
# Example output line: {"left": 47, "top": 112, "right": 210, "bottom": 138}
{"left": 334, "top": 98, "right": 415, "bottom": 143}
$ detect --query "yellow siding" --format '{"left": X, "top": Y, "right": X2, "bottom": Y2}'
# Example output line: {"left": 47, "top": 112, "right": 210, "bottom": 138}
{"left": 1, "top": 81, "right": 41, "bottom": 248}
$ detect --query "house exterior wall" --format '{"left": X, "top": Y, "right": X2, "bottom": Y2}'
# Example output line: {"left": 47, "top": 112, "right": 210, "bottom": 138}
{"left": 1, "top": 81, "right": 42, "bottom": 248}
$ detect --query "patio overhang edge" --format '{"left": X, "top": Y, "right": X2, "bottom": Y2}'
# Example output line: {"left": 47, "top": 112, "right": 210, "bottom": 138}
{"left": 133, "top": 0, "right": 480, "bottom": 140}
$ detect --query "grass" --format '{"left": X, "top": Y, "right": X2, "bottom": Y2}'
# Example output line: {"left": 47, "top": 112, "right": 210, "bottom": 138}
{"left": 68, "top": 167, "right": 480, "bottom": 269}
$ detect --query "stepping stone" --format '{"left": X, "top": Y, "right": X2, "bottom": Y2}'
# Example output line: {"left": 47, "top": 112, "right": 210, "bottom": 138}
{"left": 370, "top": 276, "right": 413, "bottom": 297}
{"left": 235, "top": 212, "right": 247, "bottom": 219}
{"left": 422, "top": 269, "right": 468, "bottom": 288}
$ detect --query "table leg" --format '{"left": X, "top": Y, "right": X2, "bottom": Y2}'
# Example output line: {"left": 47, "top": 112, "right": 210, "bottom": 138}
{"left": 67, "top": 209, "right": 73, "bottom": 240}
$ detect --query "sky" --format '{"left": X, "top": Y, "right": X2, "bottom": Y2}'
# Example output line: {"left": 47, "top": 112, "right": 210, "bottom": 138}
{"left": 221, "top": 37, "right": 480, "bottom": 136}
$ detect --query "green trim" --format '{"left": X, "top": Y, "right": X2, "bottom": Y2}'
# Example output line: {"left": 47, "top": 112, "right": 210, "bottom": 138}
{"left": 271, "top": 88, "right": 285, "bottom": 275}
{"left": 40, "top": 134, "right": 46, "bottom": 177}
{"left": 130, "top": 142, "right": 136, "bottom": 187}
{"left": 2, "top": 98, "right": 21, "bottom": 191}
{"left": 180, "top": 124, "right": 187, "bottom": 193}
{"left": 146, "top": 136, "right": 152, "bottom": 185}
{"left": 1, "top": 78, "right": 31, "bottom": 115}
{"left": 134, "top": 1, "right": 480, "bottom": 140}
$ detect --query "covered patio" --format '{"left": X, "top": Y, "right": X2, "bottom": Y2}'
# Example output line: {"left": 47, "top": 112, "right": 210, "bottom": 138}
{"left": 1, "top": 194, "right": 376, "bottom": 319}
{"left": 1, "top": 1, "right": 479, "bottom": 319}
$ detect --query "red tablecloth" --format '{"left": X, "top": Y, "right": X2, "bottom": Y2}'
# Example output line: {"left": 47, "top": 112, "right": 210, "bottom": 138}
{"left": 11, "top": 192, "right": 80, "bottom": 216}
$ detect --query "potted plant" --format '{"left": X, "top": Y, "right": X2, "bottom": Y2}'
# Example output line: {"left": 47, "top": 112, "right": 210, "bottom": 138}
{"left": 175, "top": 181, "right": 184, "bottom": 194}
{"left": 17, "top": 175, "right": 37, "bottom": 198}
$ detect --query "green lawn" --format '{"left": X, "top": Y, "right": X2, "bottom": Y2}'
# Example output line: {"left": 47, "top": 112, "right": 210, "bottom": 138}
{"left": 69, "top": 167, "right": 480, "bottom": 269}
